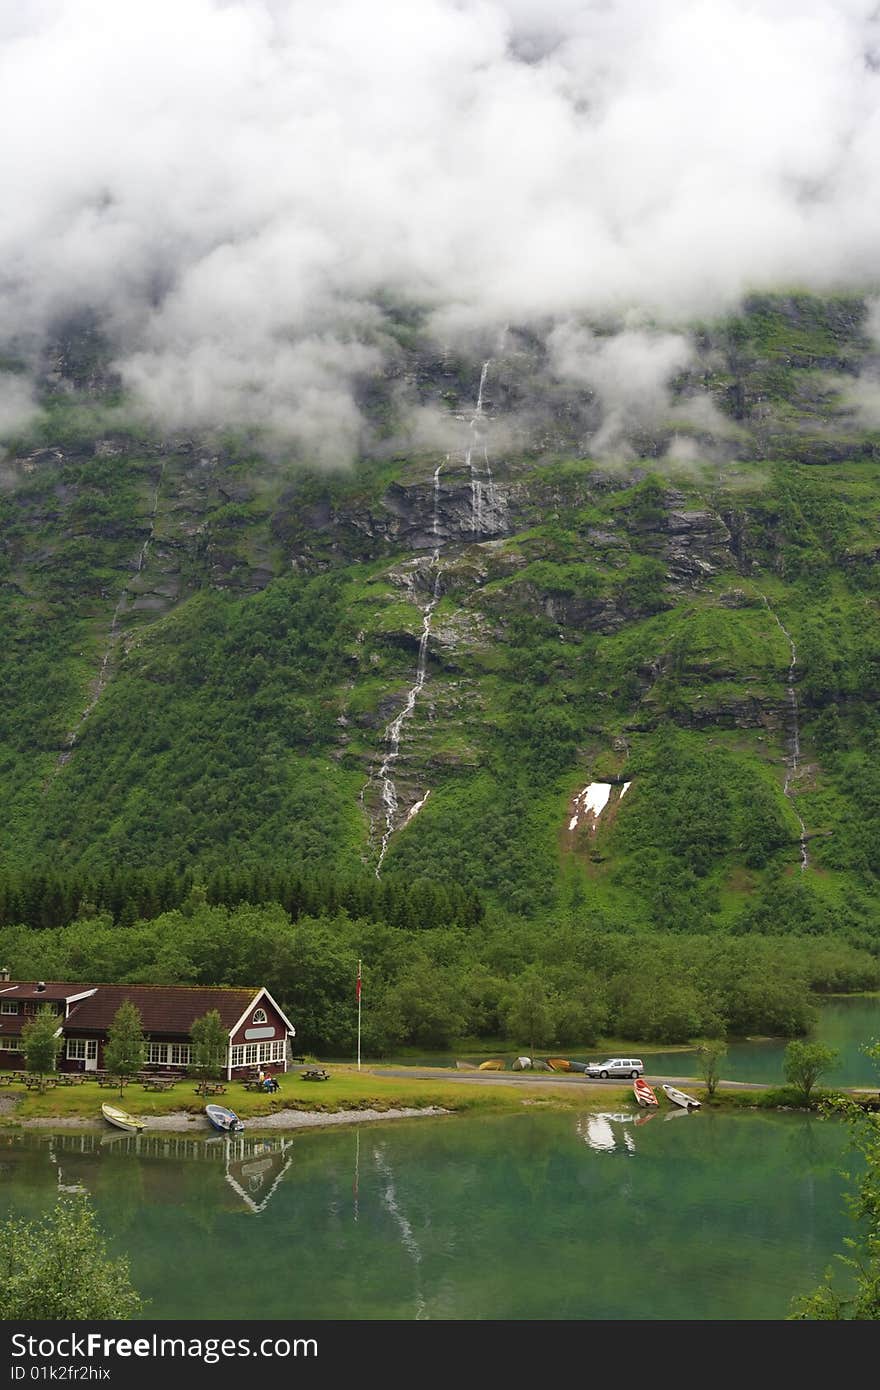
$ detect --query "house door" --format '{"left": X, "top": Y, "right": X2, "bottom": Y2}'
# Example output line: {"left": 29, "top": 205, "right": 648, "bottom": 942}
{"left": 84, "top": 1040, "right": 98, "bottom": 1071}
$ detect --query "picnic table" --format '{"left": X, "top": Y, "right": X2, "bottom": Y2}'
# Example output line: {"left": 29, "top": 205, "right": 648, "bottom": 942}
{"left": 97, "top": 1075, "right": 129, "bottom": 1088}
{"left": 55, "top": 1074, "right": 86, "bottom": 1086}
{"left": 194, "top": 1082, "right": 227, "bottom": 1096}
{"left": 24, "top": 1076, "right": 56, "bottom": 1089}
{"left": 142, "top": 1078, "right": 176, "bottom": 1092}
{"left": 301, "top": 1068, "right": 330, "bottom": 1082}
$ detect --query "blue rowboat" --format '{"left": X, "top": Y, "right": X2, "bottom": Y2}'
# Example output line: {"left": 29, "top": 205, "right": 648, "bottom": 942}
{"left": 206, "top": 1103, "right": 245, "bottom": 1133}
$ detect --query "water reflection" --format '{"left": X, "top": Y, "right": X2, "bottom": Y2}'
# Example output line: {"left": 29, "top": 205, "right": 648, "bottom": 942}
{"left": 0, "top": 1113, "right": 863, "bottom": 1321}
{"left": 5, "top": 1130, "right": 296, "bottom": 1216}
{"left": 578, "top": 1112, "right": 639, "bottom": 1153}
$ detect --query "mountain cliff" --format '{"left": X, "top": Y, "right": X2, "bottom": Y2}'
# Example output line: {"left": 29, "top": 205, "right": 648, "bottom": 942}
{"left": 3, "top": 292, "right": 880, "bottom": 945}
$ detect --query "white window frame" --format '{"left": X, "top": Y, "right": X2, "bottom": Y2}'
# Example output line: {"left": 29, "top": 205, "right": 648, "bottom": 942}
{"left": 0, "top": 1001, "right": 18, "bottom": 1015}
{"left": 145, "top": 1042, "right": 193, "bottom": 1067}
{"left": 0, "top": 1037, "right": 22, "bottom": 1051}
{"left": 252, "top": 1007, "right": 268, "bottom": 1025}
{"left": 66, "top": 1038, "right": 97, "bottom": 1062}
{"left": 229, "top": 1039, "right": 286, "bottom": 1070}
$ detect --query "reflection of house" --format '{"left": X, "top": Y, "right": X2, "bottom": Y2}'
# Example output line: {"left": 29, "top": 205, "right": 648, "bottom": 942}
{"left": 0, "top": 976, "right": 294, "bottom": 1078}
{"left": 9, "top": 1131, "right": 294, "bottom": 1215}
{"left": 225, "top": 1139, "right": 294, "bottom": 1213}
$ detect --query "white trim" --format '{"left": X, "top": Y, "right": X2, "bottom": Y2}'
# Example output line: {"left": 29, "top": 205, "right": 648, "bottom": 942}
{"left": 144, "top": 1042, "right": 192, "bottom": 1067}
{"left": 64, "top": 989, "right": 97, "bottom": 1017}
{"left": 224, "top": 1148, "right": 293, "bottom": 1214}
{"left": 227, "top": 988, "right": 296, "bottom": 1044}
{"left": 0, "top": 1001, "right": 18, "bottom": 1014}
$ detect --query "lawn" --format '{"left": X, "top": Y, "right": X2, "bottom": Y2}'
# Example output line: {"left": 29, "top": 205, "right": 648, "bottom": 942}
{"left": 1, "top": 1065, "right": 633, "bottom": 1123}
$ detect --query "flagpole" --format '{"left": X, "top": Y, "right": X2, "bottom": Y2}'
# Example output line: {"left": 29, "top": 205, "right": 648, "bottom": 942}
{"left": 353, "top": 956, "right": 361, "bottom": 1073}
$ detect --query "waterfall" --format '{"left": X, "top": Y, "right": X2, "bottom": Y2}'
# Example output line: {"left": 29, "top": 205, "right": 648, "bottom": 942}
{"left": 763, "top": 597, "right": 809, "bottom": 870}
{"left": 375, "top": 557, "right": 442, "bottom": 875}
{"left": 466, "top": 360, "right": 496, "bottom": 538}
{"left": 57, "top": 464, "right": 165, "bottom": 770}
{"left": 432, "top": 456, "right": 447, "bottom": 540}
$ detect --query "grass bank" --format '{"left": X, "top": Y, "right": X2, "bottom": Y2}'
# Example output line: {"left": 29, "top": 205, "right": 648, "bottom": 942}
{"left": 0, "top": 1065, "right": 630, "bottom": 1124}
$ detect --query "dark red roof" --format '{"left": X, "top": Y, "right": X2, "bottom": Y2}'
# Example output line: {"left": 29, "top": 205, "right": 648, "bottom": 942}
{"left": 64, "top": 984, "right": 258, "bottom": 1037}
{"left": 0, "top": 982, "right": 95, "bottom": 1002}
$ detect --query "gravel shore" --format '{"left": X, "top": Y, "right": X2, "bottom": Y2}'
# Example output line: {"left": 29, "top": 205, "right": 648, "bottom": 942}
{"left": 11, "top": 1105, "right": 450, "bottom": 1133}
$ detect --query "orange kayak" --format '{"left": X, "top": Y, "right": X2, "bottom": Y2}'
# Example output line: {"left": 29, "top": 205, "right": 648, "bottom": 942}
{"left": 546, "top": 1058, "right": 571, "bottom": 1072}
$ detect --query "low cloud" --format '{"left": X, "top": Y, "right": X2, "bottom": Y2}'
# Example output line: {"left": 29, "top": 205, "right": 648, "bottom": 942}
{"left": 1, "top": 1, "right": 880, "bottom": 459}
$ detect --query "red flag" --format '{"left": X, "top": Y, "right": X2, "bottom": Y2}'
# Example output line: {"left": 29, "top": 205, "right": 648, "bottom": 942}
{"left": 356, "top": 961, "right": 362, "bottom": 1001}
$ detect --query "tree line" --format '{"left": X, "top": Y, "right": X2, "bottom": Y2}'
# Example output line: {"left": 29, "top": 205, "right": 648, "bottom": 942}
{"left": 0, "top": 866, "right": 484, "bottom": 933}
{"left": 2, "top": 901, "right": 877, "bottom": 1054}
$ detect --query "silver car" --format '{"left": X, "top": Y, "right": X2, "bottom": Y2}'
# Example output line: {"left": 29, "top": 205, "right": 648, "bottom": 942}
{"left": 584, "top": 1058, "right": 644, "bottom": 1079}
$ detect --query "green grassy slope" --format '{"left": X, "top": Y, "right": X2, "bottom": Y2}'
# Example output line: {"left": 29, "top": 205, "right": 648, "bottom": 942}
{"left": 2, "top": 293, "right": 880, "bottom": 947}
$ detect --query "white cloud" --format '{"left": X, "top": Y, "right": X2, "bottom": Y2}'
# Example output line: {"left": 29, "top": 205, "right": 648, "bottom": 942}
{"left": 1, "top": 0, "right": 880, "bottom": 456}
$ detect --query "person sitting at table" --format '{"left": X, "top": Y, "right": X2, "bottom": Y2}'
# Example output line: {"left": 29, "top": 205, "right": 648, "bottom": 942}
{"left": 262, "top": 1073, "right": 279, "bottom": 1092}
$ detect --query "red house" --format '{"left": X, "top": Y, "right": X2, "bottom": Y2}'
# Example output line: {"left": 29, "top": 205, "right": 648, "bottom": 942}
{"left": 0, "top": 977, "right": 295, "bottom": 1078}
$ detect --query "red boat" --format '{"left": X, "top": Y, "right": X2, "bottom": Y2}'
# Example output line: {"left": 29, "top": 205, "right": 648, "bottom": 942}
{"left": 633, "top": 1077, "right": 658, "bottom": 1107}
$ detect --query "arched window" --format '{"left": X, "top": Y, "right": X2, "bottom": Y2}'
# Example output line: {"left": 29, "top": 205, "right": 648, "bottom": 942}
{"left": 252, "top": 1007, "right": 267, "bottom": 1025}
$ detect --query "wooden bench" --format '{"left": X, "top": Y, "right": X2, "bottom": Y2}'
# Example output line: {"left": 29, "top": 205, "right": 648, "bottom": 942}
{"left": 142, "top": 1079, "right": 176, "bottom": 1092}
{"left": 195, "top": 1082, "right": 227, "bottom": 1096}
{"left": 301, "top": 1068, "right": 329, "bottom": 1082}
{"left": 97, "top": 1075, "right": 129, "bottom": 1088}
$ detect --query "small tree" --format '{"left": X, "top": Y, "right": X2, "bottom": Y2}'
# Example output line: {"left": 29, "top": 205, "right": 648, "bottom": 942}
{"left": 190, "top": 1009, "right": 229, "bottom": 1085}
{"left": 502, "top": 970, "right": 557, "bottom": 1059}
{"left": 103, "top": 1000, "right": 145, "bottom": 1096}
{"left": 697, "top": 1040, "right": 728, "bottom": 1099}
{"left": 0, "top": 1195, "right": 142, "bottom": 1319}
{"left": 783, "top": 1040, "right": 839, "bottom": 1105}
{"left": 790, "top": 1042, "right": 880, "bottom": 1319}
{"left": 21, "top": 1004, "right": 62, "bottom": 1092}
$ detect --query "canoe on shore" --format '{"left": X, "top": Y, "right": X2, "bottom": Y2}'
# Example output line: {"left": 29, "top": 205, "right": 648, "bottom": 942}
{"left": 545, "top": 1058, "right": 571, "bottom": 1072}
{"left": 455, "top": 1060, "right": 477, "bottom": 1070}
{"left": 101, "top": 1103, "right": 145, "bottom": 1134}
{"left": 478, "top": 1059, "right": 504, "bottom": 1071}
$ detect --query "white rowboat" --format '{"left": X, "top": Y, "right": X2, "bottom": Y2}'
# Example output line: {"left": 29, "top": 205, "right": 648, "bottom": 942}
{"left": 101, "top": 1103, "right": 146, "bottom": 1133}
{"left": 661, "top": 1084, "right": 701, "bottom": 1111}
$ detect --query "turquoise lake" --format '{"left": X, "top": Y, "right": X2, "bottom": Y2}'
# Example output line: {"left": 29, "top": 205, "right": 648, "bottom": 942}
{"left": 365, "top": 994, "right": 880, "bottom": 1086}
{"left": 0, "top": 1109, "right": 863, "bottom": 1321}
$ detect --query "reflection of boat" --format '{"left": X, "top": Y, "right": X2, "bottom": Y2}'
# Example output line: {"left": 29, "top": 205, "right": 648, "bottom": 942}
{"left": 634, "top": 1110, "right": 657, "bottom": 1126}
{"left": 206, "top": 1104, "right": 244, "bottom": 1134}
{"left": 546, "top": 1058, "right": 571, "bottom": 1071}
{"left": 661, "top": 1084, "right": 701, "bottom": 1111}
{"left": 581, "top": 1114, "right": 616, "bottom": 1152}
{"left": 101, "top": 1103, "right": 145, "bottom": 1134}
{"left": 478, "top": 1060, "right": 504, "bottom": 1071}
{"left": 633, "top": 1077, "right": 658, "bottom": 1107}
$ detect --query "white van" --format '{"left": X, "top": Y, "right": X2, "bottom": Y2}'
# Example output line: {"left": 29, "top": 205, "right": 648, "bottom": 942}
{"left": 584, "top": 1058, "right": 644, "bottom": 1078}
